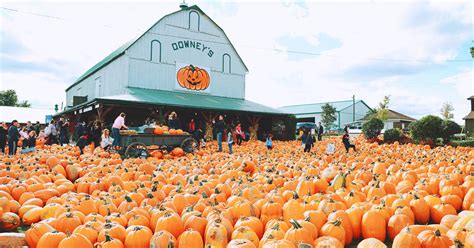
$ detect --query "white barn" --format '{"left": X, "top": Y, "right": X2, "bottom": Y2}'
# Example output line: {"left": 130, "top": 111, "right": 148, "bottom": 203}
{"left": 59, "top": 4, "right": 287, "bottom": 140}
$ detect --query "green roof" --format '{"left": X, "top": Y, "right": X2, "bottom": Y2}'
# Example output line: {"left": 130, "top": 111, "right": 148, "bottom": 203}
{"left": 279, "top": 100, "right": 371, "bottom": 114}
{"left": 95, "top": 87, "right": 285, "bottom": 115}
{"left": 66, "top": 5, "right": 248, "bottom": 91}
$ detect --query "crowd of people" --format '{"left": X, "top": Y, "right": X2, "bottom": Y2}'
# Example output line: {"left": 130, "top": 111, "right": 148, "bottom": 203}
{"left": 1, "top": 112, "right": 358, "bottom": 156}
{"left": 298, "top": 122, "right": 356, "bottom": 154}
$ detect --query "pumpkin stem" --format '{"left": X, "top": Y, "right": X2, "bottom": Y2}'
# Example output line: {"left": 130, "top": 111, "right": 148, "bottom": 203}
{"left": 289, "top": 219, "right": 303, "bottom": 229}
{"left": 125, "top": 195, "right": 133, "bottom": 202}
{"left": 454, "top": 239, "right": 464, "bottom": 248}
{"left": 189, "top": 65, "right": 195, "bottom": 71}
{"left": 105, "top": 234, "right": 113, "bottom": 242}
{"left": 434, "top": 229, "right": 441, "bottom": 236}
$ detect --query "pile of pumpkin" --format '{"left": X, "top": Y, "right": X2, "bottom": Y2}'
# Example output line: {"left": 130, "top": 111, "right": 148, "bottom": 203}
{"left": 153, "top": 126, "right": 188, "bottom": 136}
{"left": 0, "top": 137, "right": 473, "bottom": 248}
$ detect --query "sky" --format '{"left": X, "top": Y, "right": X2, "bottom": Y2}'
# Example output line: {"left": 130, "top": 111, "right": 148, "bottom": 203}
{"left": 0, "top": 0, "right": 473, "bottom": 123}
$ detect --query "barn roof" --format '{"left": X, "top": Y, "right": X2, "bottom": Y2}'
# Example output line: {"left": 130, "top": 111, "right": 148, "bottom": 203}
{"left": 0, "top": 106, "right": 54, "bottom": 124}
{"left": 66, "top": 5, "right": 248, "bottom": 91}
{"left": 279, "top": 100, "right": 371, "bottom": 115}
{"left": 95, "top": 87, "right": 284, "bottom": 114}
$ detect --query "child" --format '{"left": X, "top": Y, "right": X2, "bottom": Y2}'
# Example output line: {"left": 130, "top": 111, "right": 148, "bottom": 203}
{"left": 342, "top": 131, "right": 356, "bottom": 153}
{"left": 77, "top": 131, "right": 92, "bottom": 154}
{"left": 20, "top": 131, "right": 37, "bottom": 154}
{"left": 265, "top": 133, "right": 273, "bottom": 150}
{"left": 193, "top": 128, "right": 203, "bottom": 149}
{"left": 100, "top": 129, "right": 114, "bottom": 150}
{"left": 227, "top": 127, "right": 234, "bottom": 154}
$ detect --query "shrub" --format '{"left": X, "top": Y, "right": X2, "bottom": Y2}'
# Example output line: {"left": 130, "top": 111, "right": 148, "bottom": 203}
{"left": 409, "top": 115, "right": 444, "bottom": 143}
{"left": 442, "top": 120, "right": 462, "bottom": 143}
{"left": 451, "top": 139, "right": 474, "bottom": 147}
{"left": 362, "top": 118, "right": 384, "bottom": 139}
{"left": 384, "top": 128, "right": 402, "bottom": 143}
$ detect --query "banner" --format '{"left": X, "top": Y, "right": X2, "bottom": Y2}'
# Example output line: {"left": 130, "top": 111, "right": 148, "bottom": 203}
{"left": 175, "top": 63, "right": 211, "bottom": 93}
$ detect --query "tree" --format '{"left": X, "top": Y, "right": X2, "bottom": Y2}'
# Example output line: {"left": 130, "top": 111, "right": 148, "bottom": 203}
{"left": 321, "top": 103, "right": 337, "bottom": 129}
{"left": 376, "top": 95, "right": 391, "bottom": 121}
{"left": 440, "top": 102, "right": 454, "bottom": 120}
{"left": 362, "top": 117, "right": 384, "bottom": 139}
{"left": 384, "top": 128, "right": 402, "bottom": 143}
{"left": 441, "top": 120, "right": 461, "bottom": 143}
{"left": 364, "top": 95, "right": 390, "bottom": 121}
{"left": 0, "top": 89, "right": 31, "bottom": 107}
{"left": 409, "top": 115, "right": 444, "bottom": 143}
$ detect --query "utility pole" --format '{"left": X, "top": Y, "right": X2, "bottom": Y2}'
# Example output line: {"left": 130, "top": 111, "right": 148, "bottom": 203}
{"left": 353, "top": 95, "right": 355, "bottom": 122}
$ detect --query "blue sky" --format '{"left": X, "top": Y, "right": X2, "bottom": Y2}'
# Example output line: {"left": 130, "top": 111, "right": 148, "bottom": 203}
{"left": 0, "top": 0, "right": 472, "bottom": 123}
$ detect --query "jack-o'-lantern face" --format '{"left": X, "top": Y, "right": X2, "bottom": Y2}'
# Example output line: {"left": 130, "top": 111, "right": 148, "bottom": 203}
{"left": 177, "top": 65, "right": 210, "bottom": 91}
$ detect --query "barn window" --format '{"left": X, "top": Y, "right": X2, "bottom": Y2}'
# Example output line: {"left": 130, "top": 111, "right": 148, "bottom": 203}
{"left": 222, "top": 54, "right": 231, "bottom": 73}
{"left": 189, "top": 11, "right": 200, "bottom": 31}
{"left": 150, "top": 40, "right": 162, "bottom": 62}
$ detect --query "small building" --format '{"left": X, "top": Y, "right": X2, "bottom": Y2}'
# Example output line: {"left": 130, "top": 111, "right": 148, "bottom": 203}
{"left": 463, "top": 96, "right": 474, "bottom": 136}
{"left": 56, "top": 4, "right": 288, "bottom": 140}
{"left": 382, "top": 109, "right": 417, "bottom": 130}
{"left": 279, "top": 99, "right": 372, "bottom": 129}
{"left": 0, "top": 106, "right": 54, "bottom": 124}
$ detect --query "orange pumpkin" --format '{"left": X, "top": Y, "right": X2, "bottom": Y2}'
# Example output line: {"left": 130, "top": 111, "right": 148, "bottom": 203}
{"left": 176, "top": 64, "right": 210, "bottom": 91}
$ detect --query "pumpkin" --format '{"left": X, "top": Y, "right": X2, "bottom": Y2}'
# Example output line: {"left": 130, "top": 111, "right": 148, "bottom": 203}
{"left": 0, "top": 212, "right": 20, "bottom": 231}
{"left": 178, "top": 229, "right": 204, "bottom": 248}
{"left": 417, "top": 229, "right": 453, "bottom": 248}
{"left": 176, "top": 64, "right": 210, "bottom": 91}
{"left": 361, "top": 210, "right": 386, "bottom": 241}
{"left": 36, "top": 230, "right": 66, "bottom": 248}
{"left": 357, "top": 238, "right": 387, "bottom": 248}
{"left": 57, "top": 233, "right": 93, "bottom": 248}
{"left": 313, "top": 236, "right": 343, "bottom": 248}
{"left": 392, "top": 227, "right": 421, "bottom": 248}
{"left": 124, "top": 225, "right": 153, "bottom": 248}
{"left": 25, "top": 222, "right": 56, "bottom": 248}
{"left": 320, "top": 219, "right": 346, "bottom": 245}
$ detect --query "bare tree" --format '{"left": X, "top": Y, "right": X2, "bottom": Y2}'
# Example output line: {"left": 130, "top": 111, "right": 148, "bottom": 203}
{"left": 440, "top": 102, "right": 454, "bottom": 120}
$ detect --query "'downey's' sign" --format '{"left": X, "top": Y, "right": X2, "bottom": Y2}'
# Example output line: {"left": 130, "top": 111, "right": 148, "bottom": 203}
{"left": 171, "top": 39, "right": 214, "bottom": 58}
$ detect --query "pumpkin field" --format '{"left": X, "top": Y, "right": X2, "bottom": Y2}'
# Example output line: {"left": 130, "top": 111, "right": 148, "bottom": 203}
{"left": 0, "top": 137, "right": 473, "bottom": 248}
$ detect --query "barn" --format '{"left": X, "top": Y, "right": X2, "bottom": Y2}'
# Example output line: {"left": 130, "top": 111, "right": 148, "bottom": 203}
{"left": 57, "top": 4, "right": 288, "bottom": 140}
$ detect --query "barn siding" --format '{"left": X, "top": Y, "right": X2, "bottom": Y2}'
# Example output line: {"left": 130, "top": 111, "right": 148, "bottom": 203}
{"left": 338, "top": 101, "right": 371, "bottom": 128}
{"left": 66, "top": 56, "right": 129, "bottom": 107}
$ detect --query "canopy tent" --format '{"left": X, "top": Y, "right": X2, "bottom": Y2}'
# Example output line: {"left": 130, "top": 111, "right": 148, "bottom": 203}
{"left": 0, "top": 106, "right": 54, "bottom": 124}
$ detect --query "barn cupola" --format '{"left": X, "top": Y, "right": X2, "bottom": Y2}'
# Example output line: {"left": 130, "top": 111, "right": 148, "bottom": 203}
{"left": 179, "top": 1, "right": 188, "bottom": 9}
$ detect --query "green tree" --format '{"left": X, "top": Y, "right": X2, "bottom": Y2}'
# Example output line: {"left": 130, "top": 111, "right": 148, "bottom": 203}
{"left": 384, "top": 128, "right": 402, "bottom": 143}
{"left": 409, "top": 115, "right": 444, "bottom": 142}
{"left": 0, "top": 89, "right": 31, "bottom": 107}
{"left": 441, "top": 120, "right": 461, "bottom": 143}
{"left": 321, "top": 103, "right": 337, "bottom": 129}
{"left": 376, "top": 95, "right": 390, "bottom": 121}
{"left": 362, "top": 117, "right": 384, "bottom": 139}
{"left": 440, "top": 102, "right": 454, "bottom": 120}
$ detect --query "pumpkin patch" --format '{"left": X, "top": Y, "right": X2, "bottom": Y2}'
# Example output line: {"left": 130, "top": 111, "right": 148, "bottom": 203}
{"left": 0, "top": 137, "right": 473, "bottom": 247}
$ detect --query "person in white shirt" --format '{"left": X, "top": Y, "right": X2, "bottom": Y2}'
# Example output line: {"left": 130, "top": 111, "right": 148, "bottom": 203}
{"left": 111, "top": 112, "right": 127, "bottom": 148}
{"left": 100, "top": 129, "right": 114, "bottom": 150}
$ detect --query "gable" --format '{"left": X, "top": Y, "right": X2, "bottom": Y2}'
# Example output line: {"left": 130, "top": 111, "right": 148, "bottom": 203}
{"left": 66, "top": 5, "right": 248, "bottom": 92}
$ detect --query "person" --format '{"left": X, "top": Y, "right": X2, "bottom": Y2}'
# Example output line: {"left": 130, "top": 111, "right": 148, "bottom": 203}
{"left": 45, "top": 120, "right": 58, "bottom": 145}
{"left": 0, "top": 123, "right": 7, "bottom": 154}
{"left": 58, "top": 117, "right": 69, "bottom": 146}
{"left": 100, "top": 129, "right": 114, "bottom": 150}
{"left": 8, "top": 120, "right": 20, "bottom": 155}
{"left": 92, "top": 121, "right": 102, "bottom": 148}
{"left": 235, "top": 122, "right": 245, "bottom": 146}
{"left": 342, "top": 131, "right": 356, "bottom": 153}
{"left": 318, "top": 122, "right": 324, "bottom": 141}
{"left": 188, "top": 119, "right": 196, "bottom": 133}
{"left": 112, "top": 113, "right": 128, "bottom": 148}
{"left": 213, "top": 115, "right": 225, "bottom": 152}
{"left": 304, "top": 130, "right": 314, "bottom": 153}
{"left": 227, "top": 127, "right": 234, "bottom": 154}
{"left": 193, "top": 128, "right": 203, "bottom": 149}
{"left": 26, "top": 121, "right": 34, "bottom": 132}
{"left": 76, "top": 121, "right": 86, "bottom": 138}
{"left": 168, "top": 112, "right": 180, "bottom": 130}
{"left": 265, "top": 133, "right": 273, "bottom": 150}
{"left": 76, "top": 131, "right": 92, "bottom": 155}
{"left": 300, "top": 129, "right": 307, "bottom": 150}
{"left": 19, "top": 127, "right": 29, "bottom": 139}
{"left": 344, "top": 125, "right": 349, "bottom": 133}
{"left": 21, "top": 131, "right": 36, "bottom": 154}
{"left": 34, "top": 121, "right": 41, "bottom": 135}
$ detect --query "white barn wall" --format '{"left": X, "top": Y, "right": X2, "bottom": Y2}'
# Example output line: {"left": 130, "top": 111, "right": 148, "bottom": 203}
{"left": 66, "top": 56, "right": 129, "bottom": 106}
{"left": 126, "top": 9, "right": 247, "bottom": 99}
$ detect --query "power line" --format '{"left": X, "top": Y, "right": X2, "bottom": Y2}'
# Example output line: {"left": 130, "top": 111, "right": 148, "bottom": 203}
{"left": 1, "top": 6, "right": 473, "bottom": 64}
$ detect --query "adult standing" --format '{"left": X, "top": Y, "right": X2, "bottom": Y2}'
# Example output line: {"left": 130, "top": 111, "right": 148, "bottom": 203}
{"left": 91, "top": 121, "right": 102, "bottom": 148}
{"left": 188, "top": 118, "right": 196, "bottom": 133}
{"left": 304, "top": 130, "right": 315, "bottom": 153}
{"left": 58, "top": 117, "right": 69, "bottom": 146}
{"left": 318, "top": 122, "right": 324, "bottom": 141}
{"left": 112, "top": 112, "right": 128, "bottom": 148}
{"left": 75, "top": 121, "right": 86, "bottom": 139}
{"left": 8, "top": 120, "right": 20, "bottom": 155}
{"left": 0, "top": 123, "right": 7, "bottom": 154}
{"left": 34, "top": 121, "right": 41, "bottom": 135}
{"left": 45, "top": 120, "right": 58, "bottom": 145}
{"left": 213, "top": 115, "right": 225, "bottom": 152}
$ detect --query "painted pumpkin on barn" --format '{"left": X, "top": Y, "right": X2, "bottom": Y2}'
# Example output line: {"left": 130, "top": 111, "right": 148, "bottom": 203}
{"left": 177, "top": 65, "right": 210, "bottom": 90}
